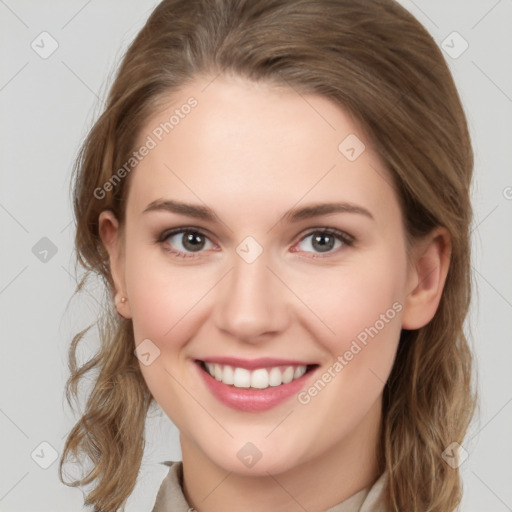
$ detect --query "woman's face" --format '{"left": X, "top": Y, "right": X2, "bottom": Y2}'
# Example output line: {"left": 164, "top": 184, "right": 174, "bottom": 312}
{"left": 102, "top": 74, "right": 419, "bottom": 475}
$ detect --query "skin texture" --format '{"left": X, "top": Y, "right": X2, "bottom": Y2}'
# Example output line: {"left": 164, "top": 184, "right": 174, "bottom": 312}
{"left": 99, "top": 74, "right": 451, "bottom": 512}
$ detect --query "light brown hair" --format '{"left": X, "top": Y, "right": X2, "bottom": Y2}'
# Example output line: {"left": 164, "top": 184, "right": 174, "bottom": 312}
{"left": 60, "top": 1, "right": 476, "bottom": 510}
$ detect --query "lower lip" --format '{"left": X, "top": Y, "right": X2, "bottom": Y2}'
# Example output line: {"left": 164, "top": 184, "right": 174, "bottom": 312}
{"left": 195, "top": 361, "right": 317, "bottom": 412}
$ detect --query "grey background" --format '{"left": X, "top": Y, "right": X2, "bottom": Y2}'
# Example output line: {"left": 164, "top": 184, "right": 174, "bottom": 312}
{"left": 1, "top": 1, "right": 511, "bottom": 510}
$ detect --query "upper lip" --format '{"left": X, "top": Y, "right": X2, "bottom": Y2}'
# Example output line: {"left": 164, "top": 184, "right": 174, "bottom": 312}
{"left": 196, "top": 357, "right": 316, "bottom": 370}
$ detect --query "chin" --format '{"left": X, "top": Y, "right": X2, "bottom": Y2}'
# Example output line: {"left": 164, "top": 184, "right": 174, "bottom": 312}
{"left": 203, "top": 437, "right": 307, "bottom": 477}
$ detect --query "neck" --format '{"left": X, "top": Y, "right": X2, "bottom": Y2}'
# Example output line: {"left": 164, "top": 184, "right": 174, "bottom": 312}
{"left": 180, "top": 397, "right": 383, "bottom": 512}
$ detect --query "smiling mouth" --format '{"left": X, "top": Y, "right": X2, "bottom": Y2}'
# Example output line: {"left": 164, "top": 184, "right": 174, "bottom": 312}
{"left": 196, "top": 360, "right": 318, "bottom": 390}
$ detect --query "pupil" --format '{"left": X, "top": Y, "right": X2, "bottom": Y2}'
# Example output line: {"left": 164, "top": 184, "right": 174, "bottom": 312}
{"left": 313, "top": 233, "right": 334, "bottom": 252}
{"left": 183, "top": 232, "right": 205, "bottom": 251}
{"left": 180, "top": 232, "right": 335, "bottom": 253}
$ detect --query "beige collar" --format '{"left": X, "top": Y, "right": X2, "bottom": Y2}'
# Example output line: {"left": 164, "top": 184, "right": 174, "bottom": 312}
{"left": 152, "top": 461, "right": 388, "bottom": 512}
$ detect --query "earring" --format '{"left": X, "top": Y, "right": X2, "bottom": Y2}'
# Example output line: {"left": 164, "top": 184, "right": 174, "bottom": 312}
{"left": 115, "top": 294, "right": 127, "bottom": 305}
{"left": 115, "top": 295, "right": 128, "bottom": 319}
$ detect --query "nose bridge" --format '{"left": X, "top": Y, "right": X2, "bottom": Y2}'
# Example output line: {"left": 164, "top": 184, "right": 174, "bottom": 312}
{"left": 213, "top": 244, "right": 287, "bottom": 341}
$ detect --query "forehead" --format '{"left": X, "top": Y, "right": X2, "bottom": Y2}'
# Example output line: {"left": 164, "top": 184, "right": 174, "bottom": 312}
{"left": 126, "top": 75, "right": 400, "bottom": 229}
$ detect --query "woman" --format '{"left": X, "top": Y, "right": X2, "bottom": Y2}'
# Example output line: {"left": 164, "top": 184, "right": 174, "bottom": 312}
{"left": 60, "top": 1, "right": 476, "bottom": 511}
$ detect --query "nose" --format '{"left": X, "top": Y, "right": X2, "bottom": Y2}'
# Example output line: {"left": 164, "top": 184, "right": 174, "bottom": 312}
{"left": 212, "top": 248, "right": 290, "bottom": 343}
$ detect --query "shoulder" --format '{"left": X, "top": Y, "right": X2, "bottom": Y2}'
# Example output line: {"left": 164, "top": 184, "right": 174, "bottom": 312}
{"left": 151, "top": 461, "right": 191, "bottom": 512}
{"left": 360, "top": 472, "right": 390, "bottom": 512}
{"left": 151, "top": 462, "right": 390, "bottom": 512}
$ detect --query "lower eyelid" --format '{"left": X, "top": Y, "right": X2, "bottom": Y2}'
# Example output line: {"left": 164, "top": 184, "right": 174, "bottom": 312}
{"left": 300, "top": 229, "right": 354, "bottom": 245}
{"left": 292, "top": 231, "right": 353, "bottom": 254}
{"left": 158, "top": 228, "right": 354, "bottom": 257}
{"left": 160, "top": 230, "right": 215, "bottom": 253}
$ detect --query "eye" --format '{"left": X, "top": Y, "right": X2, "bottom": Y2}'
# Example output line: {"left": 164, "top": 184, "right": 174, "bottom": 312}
{"left": 158, "top": 228, "right": 215, "bottom": 258}
{"left": 157, "top": 226, "right": 354, "bottom": 259}
{"left": 292, "top": 228, "right": 354, "bottom": 257}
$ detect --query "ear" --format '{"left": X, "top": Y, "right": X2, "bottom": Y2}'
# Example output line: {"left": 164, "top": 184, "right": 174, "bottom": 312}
{"left": 98, "top": 210, "right": 132, "bottom": 319}
{"left": 401, "top": 227, "right": 451, "bottom": 330}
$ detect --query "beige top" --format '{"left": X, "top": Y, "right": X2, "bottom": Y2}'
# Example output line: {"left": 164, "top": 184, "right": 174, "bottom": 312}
{"left": 152, "top": 461, "right": 389, "bottom": 512}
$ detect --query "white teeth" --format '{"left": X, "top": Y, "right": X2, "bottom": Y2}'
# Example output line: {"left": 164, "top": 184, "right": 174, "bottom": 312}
{"left": 223, "top": 364, "right": 234, "bottom": 385}
{"left": 203, "top": 362, "right": 309, "bottom": 389}
{"left": 282, "top": 366, "right": 294, "bottom": 384}
{"left": 250, "top": 368, "right": 269, "bottom": 389}
{"left": 269, "top": 367, "right": 282, "bottom": 386}
{"left": 233, "top": 367, "right": 251, "bottom": 388}
{"left": 294, "top": 366, "right": 306, "bottom": 379}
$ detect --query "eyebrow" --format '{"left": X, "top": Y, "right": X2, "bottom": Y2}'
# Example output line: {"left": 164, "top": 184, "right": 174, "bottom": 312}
{"left": 142, "top": 199, "right": 374, "bottom": 223}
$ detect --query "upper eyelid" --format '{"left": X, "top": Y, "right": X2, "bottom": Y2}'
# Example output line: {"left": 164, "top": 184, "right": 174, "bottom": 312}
{"left": 158, "top": 226, "right": 354, "bottom": 249}
{"left": 158, "top": 226, "right": 216, "bottom": 244}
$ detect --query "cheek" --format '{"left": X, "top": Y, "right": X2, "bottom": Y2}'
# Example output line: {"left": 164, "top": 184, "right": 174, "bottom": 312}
{"left": 123, "top": 245, "right": 213, "bottom": 422}
{"left": 301, "top": 249, "right": 407, "bottom": 376}
{"left": 124, "top": 244, "right": 215, "bottom": 347}
{"left": 291, "top": 254, "right": 406, "bottom": 438}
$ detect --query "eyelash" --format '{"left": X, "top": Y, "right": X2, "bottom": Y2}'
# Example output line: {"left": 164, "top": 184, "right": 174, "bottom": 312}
{"left": 156, "top": 226, "right": 355, "bottom": 259}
